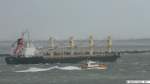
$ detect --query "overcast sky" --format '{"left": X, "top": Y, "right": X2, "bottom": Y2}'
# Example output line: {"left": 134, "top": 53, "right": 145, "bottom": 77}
{"left": 0, "top": 0, "right": 150, "bottom": 40}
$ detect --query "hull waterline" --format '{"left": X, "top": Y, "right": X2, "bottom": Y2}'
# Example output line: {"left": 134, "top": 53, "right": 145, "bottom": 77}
{"left": 5, "top": 54, "right": 120, "bottom": 64}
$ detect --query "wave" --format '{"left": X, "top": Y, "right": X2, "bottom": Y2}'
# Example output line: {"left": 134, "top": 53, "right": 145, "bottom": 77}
{"left": 58, "top": 66, "right": 81, "bottom": 70}
{"left": 0, "top": 54, "right": 10, "bottom": 57}
{"left": 15, "top": 67, "right": 53, "bottom": 72}
{"left": 15, "top": 66, "right": 81, "bottom": 72}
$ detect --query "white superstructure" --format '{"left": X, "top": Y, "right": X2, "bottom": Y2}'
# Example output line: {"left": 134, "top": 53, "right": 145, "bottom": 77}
{"left": 23, "top": 42, "right": 36, "bottom": 57}
{"left": 22, "top": 31, "right": 37, "bottom": 57}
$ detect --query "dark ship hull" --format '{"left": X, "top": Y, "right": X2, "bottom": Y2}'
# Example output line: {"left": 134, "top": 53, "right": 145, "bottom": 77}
{"left": 5, "top": 52, "right": 120, "bottom": 64}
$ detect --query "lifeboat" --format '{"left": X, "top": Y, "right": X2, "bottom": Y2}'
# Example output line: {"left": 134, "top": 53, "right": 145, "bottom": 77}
{"left": 80, "top": 61, "right": 107, "bottom": 70}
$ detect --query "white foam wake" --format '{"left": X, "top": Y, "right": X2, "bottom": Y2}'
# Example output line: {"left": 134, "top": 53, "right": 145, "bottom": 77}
{"left": 58, "top": 66, "right": 81, "bottom": 70}
{"left": 15, "top": 66, "right": 81, "bottom": 72}
{"left": 15, "top": 67, "right": 51, "bottom": 72}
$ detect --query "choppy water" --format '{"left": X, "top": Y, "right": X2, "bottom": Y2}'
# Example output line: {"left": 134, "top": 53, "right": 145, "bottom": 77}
{"left": 0, "top": 40, "right": 150, "bottom": 84}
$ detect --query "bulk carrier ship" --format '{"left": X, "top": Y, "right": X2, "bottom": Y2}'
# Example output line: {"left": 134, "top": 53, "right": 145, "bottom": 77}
{"left": 5, "top": 31, "right": 120, "bottom": 64}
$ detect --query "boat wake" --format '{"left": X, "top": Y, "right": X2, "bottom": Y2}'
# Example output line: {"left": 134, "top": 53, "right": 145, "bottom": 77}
{"left": 58, "top": 66, "right": 81, "bottom": 70}
{"left": 15, "top": 66, "right": 81, "bottom": 72}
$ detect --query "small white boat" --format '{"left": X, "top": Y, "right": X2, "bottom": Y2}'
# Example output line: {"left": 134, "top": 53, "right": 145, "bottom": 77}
{"left": 80, "top": 61, "right": 107, "bottom": 70}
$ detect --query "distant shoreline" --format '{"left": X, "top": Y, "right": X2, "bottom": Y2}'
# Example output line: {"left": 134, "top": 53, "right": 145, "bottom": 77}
{"left": 1, "top": 38, "right": 150, "bottom": 42}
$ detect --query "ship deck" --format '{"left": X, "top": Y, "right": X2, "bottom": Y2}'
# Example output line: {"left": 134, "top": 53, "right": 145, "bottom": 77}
{"left": 38, "top": 47, "right": 119, "bottom": 57}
